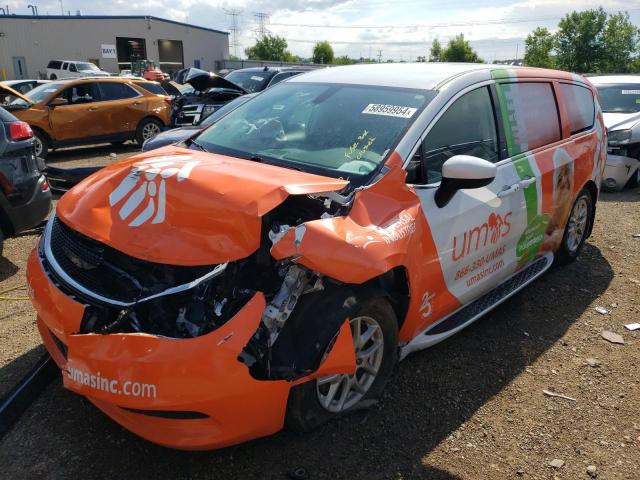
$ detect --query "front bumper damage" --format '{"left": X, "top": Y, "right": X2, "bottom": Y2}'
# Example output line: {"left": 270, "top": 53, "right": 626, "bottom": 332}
{"left": 603, "top": 153, "right": 639, "bottom": 191}
{"left": 28, "top": 240, "right": 356, "bottom": 450}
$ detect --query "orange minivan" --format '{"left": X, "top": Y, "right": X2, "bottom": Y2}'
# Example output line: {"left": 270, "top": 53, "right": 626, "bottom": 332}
{"left": 0, "top": 78, "right": 171, "bottom": 158}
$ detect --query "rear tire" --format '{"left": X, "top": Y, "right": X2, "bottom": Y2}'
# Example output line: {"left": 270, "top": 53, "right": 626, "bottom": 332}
{"left": 555, "top": 188, "right": 593, "bottom": 264}
{"left": 49, "top": 74, "right": 57, "bottom": 80}
{"left": 285, "top": 297, "right": 398, "bottom": 432}
{"left": 33, "top": 130, "right": 48, "bottom": 160}
{"left": 135, "top": 118, "right": 163, "bottom": 145}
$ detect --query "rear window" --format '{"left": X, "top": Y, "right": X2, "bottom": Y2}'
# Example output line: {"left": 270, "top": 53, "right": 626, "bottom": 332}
{"left": 48, "top": 61, "right": 62, "bottom": 70}
{"left": 561, "top": 83, "right": 594, "bottom": 135}
{"left": 135, "top": 82, "right": 168, "bottom": 95}
{"left": 497, "top": 82, "right": 561, "bottom": 155}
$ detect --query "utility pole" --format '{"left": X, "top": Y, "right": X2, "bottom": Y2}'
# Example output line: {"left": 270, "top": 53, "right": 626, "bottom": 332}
{"left": 59, "top": 0, "right": 64, "bottom": 15}
{"left": 253, "top": 12, "right": 270, "bottom": 38}
{"left": 377, "top": 50, "right": 382, "bottom": 63}
{"left": 224, "top": 8, "right": 242, "bottom": 58}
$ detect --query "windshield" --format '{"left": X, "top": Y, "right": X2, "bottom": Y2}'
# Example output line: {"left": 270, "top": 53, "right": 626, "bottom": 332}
{"left": 596, "top": 84, "right": 640, "bottom": 113}
{"left": 199, "top": 94, "right": 256, "bottom": 127}
{"left": 224, "top": 71, "right": 272, "bottom": 93}
{"left": 76, "top": 63, "right": 100, "bottom": 71}
{"left": 25, "top": 82, "right": 64, "bottom": 103}
{"left": 197, "top": 82, "right": 434, "bottom": 184}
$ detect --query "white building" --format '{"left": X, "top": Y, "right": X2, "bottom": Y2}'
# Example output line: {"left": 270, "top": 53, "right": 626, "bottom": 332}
{"left": 0, "top": 14, "right": 229, "bottom": 80}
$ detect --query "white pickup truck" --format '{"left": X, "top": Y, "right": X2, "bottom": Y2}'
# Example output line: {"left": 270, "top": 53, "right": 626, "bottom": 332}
{"left": 46, "top": 60, "right": 111, "bottom": 80}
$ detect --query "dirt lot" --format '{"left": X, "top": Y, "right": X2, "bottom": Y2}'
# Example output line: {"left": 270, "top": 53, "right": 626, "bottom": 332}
{"left": 0, "top": 145, "right": 638, "bottom": 479}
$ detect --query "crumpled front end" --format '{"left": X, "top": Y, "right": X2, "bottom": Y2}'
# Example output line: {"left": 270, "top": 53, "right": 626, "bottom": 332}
{"left": 27, "top": 150, "right": 358, "bottom": 449}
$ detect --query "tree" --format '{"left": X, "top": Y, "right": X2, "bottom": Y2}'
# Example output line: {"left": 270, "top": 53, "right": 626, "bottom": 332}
{"left": 524, "top": 27, "right": 555, "bottom": 68}
{"left": 555, "top": 8, "right": 607, "bottom": 73}
{"left": 313, "top": 41, "right": 334, "bottom": 64}
{"left": 429, "top": 38, "right": 443, "bottom": 62}
{"left": 333, "top": 55, "right": 353, "bottom": 65}
{"left": 601, "top": 12, "right": 640, "bottom": 73}
{"left": 442, "top": 34, "right": 483, "bottom": 63}
{"left": 245, "top": 34, "right": 294, "bottom": 62}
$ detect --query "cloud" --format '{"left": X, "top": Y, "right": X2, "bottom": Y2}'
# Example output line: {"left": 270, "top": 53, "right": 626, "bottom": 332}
{"left": 4, "top": 0, "right": 639, "bottom": 60}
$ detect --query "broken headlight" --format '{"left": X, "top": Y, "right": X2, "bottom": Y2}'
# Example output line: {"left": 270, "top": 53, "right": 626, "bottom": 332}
{"left": 608, "top": 129, "right": 632, "bottom": 146}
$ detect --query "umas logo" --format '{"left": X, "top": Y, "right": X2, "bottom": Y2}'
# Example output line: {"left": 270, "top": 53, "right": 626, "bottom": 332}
{"left": 109, "top": 155, "right": 199, "bottom": 227}
{"left": 452, "top": 211, "right": 512, "bottom": 261}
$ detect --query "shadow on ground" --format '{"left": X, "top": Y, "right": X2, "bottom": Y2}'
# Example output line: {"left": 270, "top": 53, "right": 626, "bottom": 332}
{"left": 599, "top": 186, "right": 640, "bottom": 203}
{"left": 0, "top": 256, "right": 18, "bottom": 284}
{"left": 0, "top": 244, "right": 613, "bottom": 480}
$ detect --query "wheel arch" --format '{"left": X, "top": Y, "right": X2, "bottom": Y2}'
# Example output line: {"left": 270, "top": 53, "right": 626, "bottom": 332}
{"left": 353, "top": 266, "right": 411, "bottom": 330}
{"left": 137, "top": 115, "right": 167, "bottom": 129}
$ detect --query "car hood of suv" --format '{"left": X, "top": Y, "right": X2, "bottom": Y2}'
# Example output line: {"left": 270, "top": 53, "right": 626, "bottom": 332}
{"left": 0, "top": 84, "right": 33, "bottom": 106}
{"left": 602, "top": 112, "right": 640, "bottom": 131}
{"left": 56, "top": 146, "right": 348, "bottom": 265}
{"left": 175, "top": 68, "right": 248, "bottom": 94}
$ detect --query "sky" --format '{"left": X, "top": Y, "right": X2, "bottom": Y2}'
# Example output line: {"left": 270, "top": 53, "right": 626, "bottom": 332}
{"left": 4, "top": 0, "right": 640, "bottom": 62}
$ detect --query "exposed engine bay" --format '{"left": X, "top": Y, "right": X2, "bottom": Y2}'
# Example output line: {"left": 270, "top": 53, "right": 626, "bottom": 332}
{"left": 41, "top": 192, "right": 353, "bottom": 380}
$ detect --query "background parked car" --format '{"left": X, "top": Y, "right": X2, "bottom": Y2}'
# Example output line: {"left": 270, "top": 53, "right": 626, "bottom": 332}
{"left": 143, "top": 93, "right": 256, "bottom": 151}
{"left": 46, "top": 60, "right": 111, "bottom": 80}
{"left": 0, "top": 107, "right": 51, "bottom": 255}
{"left": 2, "top": 79, "right": 50, "bottom": 94}
{"left": 590, "top": 75, "right": 640, "bottom": 190}
{"left": 170, "top": 66, "right": 312, "bottom": 127}
{"left": 0, "top": 78, "right": 171, "bottom": 159}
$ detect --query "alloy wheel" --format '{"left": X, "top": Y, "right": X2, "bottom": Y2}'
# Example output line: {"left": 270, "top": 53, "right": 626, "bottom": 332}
{"left": 566, "top": 197, "right": 589, "bottom": 253}
{"left": 142, "top": 122, "right": 161, "bottom": 140}
{"left": 33, "top": 136, "right": 43, "bottom": 158}
{"left": 316, "top": 315, "right": 384, "bottom": 413}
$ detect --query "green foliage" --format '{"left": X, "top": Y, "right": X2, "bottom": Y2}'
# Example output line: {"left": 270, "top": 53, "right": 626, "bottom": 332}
{"left": 523, "top": 8, "right": 640, "bottom": 73}
{"left": 333, "top": 55, "right": 353, "bottom": 65}
{"left": 442, "top": 34, "right": 483, "bottom": 63}
{"left": 601, "top": 12, "right": 640, "bottom": 73}
{"left": 429, "top": 38, "right": 443, "bottom": 62}
{"left": 524, "top": 27, "right": 555, "bottom": 68}
{"left": 555, "top": 7, "right": 607, "bottom": 73}
{"left": 245, "top": 35, "right": 295, "bottom": 62}
{"left": 313, "top": 41, "right": 334, "bottom": 64}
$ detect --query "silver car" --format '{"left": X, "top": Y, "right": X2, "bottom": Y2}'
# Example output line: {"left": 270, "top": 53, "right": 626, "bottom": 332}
{"left": 590, "top": 75, "right": 640, "bottom": 190}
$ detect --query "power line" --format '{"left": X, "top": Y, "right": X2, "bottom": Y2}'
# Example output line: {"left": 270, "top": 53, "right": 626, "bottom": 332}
{"left": 224, "top": 8, "right": 242, "bottom": 58}
{"left": 267, "top": 8, "right": 640, "bottom": 30}
{"left": 253, "top": 12, "right": 270, "bottom": 37}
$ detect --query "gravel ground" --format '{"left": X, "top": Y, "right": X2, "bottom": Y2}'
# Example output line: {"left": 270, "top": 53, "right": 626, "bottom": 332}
{"left": 0, "top": 146, "right": 638, "bottom": 479}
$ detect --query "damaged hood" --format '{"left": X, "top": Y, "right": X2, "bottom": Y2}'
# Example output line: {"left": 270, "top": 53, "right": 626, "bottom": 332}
{"left": 602, "top": 112, "right": 640, "bottom": 131}
{"left": 56, "top": 147, "right": 348, "bottom": 265}
{"left": 175, "top": 68, "right": 248, "bottom": 94}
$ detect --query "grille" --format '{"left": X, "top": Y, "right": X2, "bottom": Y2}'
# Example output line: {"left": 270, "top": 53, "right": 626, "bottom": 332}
{"left": 47, "top": 216, "right": 214, "bottom": 304}
{"left": 174, "top": 104, "right": 202, "bottom": 126}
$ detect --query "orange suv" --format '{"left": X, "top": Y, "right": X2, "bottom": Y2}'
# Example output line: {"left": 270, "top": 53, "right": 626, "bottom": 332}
{"left": 0, "top": 78, "right": 171, "bottom": 159}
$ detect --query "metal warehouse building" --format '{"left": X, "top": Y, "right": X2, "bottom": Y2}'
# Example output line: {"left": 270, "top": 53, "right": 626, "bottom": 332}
{"left": 0, "top": 15, "right": 229, "bottom": 80}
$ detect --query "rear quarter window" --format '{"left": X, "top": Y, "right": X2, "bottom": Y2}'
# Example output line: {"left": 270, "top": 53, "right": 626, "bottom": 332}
{"left": 48, "top": 61, "right": 62, "bottom": 70}
{"left": 497, "top": 82, "right": 561, "bottom": 156}
{"left": 561, "top": 83, "right": 595, "bottom": 135}
{"left": 134, "top": 82, "right": 168, "bottom": 95}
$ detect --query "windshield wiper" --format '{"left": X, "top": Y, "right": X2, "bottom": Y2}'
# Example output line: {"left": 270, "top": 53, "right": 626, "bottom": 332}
{"left": 186, "top": 138, "right": 208, "bottom": 152}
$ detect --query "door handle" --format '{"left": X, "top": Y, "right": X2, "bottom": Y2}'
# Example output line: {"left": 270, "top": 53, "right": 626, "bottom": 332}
{"left": 497, "top": 177, "right": 537, "bottom": 199}
{"left": 133, "top": 101, "right": 142, "bottom": 105}
{"left": 518, "top": 177, "right": 536, "bottom": 188}
{"left": 497, "top": 183, "right": 520, "bottom": 198}
{"left": 88, "top": 106, "right": 99, "bottom": 111}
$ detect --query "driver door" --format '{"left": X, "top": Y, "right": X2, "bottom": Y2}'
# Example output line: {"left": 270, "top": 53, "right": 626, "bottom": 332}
{"left": 412, "top": 85, "right": 529, "bottom": 305}
{"left": 49, "top": 83, "right": 104, "bottom": 141}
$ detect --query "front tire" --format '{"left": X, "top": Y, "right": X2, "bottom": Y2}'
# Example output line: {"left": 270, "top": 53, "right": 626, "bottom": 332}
{"left": 555, "top": 188, "right": 593, "bottom": 264}
{"left": 285, "top": 297, "right": 398, "bottom": 432}
{"left": 135, "top": 118, "right": 163, "bottom": 145}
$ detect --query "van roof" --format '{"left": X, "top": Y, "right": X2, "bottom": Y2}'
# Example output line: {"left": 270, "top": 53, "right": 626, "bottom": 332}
{"left": 292, "top": 62, "right": 583, "bottom": 90}
{"left": 588, "top": 75, "right": 640, "bottom": 85}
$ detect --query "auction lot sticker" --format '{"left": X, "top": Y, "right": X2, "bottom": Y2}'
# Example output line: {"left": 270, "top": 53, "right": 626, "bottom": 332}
{"left": 362, "top": 104, "right": 417, "bottom": 118}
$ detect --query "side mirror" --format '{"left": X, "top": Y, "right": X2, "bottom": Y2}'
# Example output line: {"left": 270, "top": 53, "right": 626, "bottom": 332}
{"left": 49, "top": 97, "right": 68, "bottom": 108}
{"left": 434, "top": 155, "right": 497, "bottom": 208}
